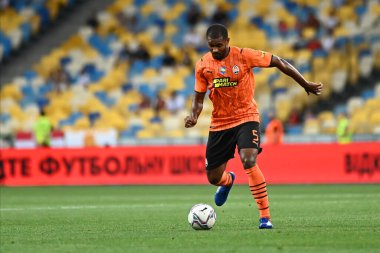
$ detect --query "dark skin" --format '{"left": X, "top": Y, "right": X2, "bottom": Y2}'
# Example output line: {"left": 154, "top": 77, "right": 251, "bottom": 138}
{"left": 184, "top": 36, "right": 324, "bottom": 185}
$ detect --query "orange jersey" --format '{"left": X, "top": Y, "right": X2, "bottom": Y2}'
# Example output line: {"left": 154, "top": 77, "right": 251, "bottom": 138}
{"left": 195, "top": 46, "right": 272, "bottom": 131}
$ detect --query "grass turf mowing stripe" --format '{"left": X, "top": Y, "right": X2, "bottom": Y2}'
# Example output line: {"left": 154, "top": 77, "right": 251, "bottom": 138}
{"left": 1, "top": 185, "right": 379, "bottom": 253}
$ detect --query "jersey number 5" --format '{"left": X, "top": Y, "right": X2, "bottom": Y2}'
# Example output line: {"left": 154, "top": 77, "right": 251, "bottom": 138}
{"left": 252, "top": 130, "right": 259, "bottom": 145}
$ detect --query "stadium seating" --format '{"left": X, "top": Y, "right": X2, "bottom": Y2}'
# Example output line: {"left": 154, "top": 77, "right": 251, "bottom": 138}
{"left": 1, "top": 0, "right": 380, "bottom": 147}
{"left": 0, "top": 0, "right": 77, "bottom": 63}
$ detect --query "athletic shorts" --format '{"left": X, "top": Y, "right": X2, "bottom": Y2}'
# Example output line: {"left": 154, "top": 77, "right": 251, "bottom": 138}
{"left": 205, "top": 121, "right": 262, "bottom": 171}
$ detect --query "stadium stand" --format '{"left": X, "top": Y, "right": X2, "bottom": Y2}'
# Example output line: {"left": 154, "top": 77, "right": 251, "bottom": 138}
{"left": 0, "top": 0, "right": 379, "bottom": 148}
{"left": 0, "top": 0, "right": 77, "bottom": 63}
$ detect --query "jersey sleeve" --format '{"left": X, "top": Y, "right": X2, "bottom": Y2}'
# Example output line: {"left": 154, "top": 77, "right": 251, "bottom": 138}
{"left": 194, "top": 60, "right": 207, "bottom": 93}
{"left": 242, "top": 48, "right": 272, "bottom": 68}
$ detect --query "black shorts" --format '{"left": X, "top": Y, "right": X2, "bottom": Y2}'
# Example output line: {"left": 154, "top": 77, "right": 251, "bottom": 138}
{"left": 205, "top": 121, "right": 262, "bottom": 171}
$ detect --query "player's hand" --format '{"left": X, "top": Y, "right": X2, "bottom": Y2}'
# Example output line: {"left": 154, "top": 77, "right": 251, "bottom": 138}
{"left": 184, "top": 115, "right": 197, "bottom": 128}
{"left": 303, "top": 81, "right": 323, "bottom": 96}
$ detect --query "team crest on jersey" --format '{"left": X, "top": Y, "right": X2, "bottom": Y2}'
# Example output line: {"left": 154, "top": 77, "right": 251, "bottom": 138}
{"left": 219, "top": 66, "right": 226, "bottom": 75}
{"left": 232, "top": 65, "right": 239, "bottom": 74}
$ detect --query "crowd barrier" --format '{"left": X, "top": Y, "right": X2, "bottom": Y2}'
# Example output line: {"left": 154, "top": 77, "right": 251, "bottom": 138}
{"left": 1, "top": 142, "right": 379, "bottom": 186}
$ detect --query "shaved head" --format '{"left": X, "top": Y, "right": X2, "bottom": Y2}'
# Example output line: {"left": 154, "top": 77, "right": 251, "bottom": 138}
{"left": 206, "top": 24, "right": 228, "bottom": 40}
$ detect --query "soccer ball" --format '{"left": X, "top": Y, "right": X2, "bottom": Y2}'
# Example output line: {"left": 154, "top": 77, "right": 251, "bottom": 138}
{"left": 188, "top": 203, "right": 216, "bottom": 230}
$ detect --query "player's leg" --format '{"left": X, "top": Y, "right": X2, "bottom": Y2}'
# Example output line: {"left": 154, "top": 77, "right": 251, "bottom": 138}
{"left": 205, "top": 129, "right": 236, "bottom": 206}
{"left": 237, "top": 122, "right": 273, "bottom": 229}
{"left": 208, "top": 163, "right": 235, "bottom": 206}
{"left": 206, "top": 162, "right": 228, "bottom": 185}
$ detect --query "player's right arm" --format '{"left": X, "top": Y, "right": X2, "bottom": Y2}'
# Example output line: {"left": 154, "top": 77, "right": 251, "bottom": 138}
{"left": 184, "top": 91, "right": 206, "bottom": 128}
{"left": 184, "top": 59, "right": 207, "bottom": 128}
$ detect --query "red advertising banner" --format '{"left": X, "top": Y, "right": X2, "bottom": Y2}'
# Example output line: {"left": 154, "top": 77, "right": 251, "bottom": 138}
{"left": 0, "top": 142, "right": 379, "bottom": 186}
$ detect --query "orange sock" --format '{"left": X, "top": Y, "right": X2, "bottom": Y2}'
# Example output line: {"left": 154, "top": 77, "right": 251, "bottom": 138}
{"left": 215, "top": 171, "right": 233, "bottom": 186}
{"left": 245, "top": 164, "right": 271, "bottom": 218}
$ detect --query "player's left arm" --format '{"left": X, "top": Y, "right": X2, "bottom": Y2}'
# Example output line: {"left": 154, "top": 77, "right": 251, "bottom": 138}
{"left": 269, "top": 55, "right": 323, "bottom": 96}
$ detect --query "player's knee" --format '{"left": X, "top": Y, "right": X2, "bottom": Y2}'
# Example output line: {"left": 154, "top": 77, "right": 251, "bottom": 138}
{"left": 240, "top": 150, "right": 258, "bottom": 169}
{"left": 242, "top": 158, "right": 257, "bottom": 169}
{"left": 241, "top": 155, "right": 257, "bottom": 169}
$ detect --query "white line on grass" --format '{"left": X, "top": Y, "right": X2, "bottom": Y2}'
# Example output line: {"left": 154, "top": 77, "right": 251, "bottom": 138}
{"left": 0, "top": 203, "right": 171, "bottom": 212}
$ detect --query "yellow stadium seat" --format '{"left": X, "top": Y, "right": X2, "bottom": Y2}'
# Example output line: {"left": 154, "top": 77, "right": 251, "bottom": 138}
{"left": 75, "top": 117, "right": 91, "bottom": 129}
{"left": 79, "top": 97, "right": 108, "bottom": 115}
{"left": 140, "top": 2, "right": 154, "bottom": 16}
{"left": 95, "top": 116, "right": 126, "bottom": 132}
{"left": 334, "top": 26, "right": 349, "bottom": 37}
{"left": 350, "top": 109, "right": 371, "bottom": 134}
{"left": 282, "top": 14, "right": 297, "bottom": 28}
{"left": 136, "top": 128, "right": 156, "bottom": 139}
{"left": 166, "top": 75, "right": 185, "bottom": 90}
{"left": 164, "top": 24, "right": 178, "bottom": 37}
{"left": 0, "top": 8, "right": 22, "bottom": 33}
{"left": 46, "top": 0, "right": 60, "bottom": 20}
{"left": 165, "top": 128, "right": 185, "bottom": 138}
{"left": 303, "top": 118, "right": 320, "bottom": 135}
{"left": 369, "top": 111, "right": 380, "bottom": 128}
{"left": 371, "top": 4, "right": 380, "bottom": 15}
{"left": 254, "top": 1, "right": 271, "bottom": 16}
{"left": 139, "top": 108, "right": 155, "bottom": 122}
{"left": 8, "top": 104, "right": 25, "bottom": 121}
{"left": 337, "top": 5, "right": 357, "bottom": 22}
{"left": 30, "top": 14, "right": 41, "bottom": 34}
{"left": 0, "top": 84, "right": 22, "bottom": 101}
{"left": 142, "top": 68, "right": 158, "bottom": 80}
{"left": 302, "top": 28, "right": 316, "bottom": 40}
{"left": 162, "top": 2, "right": 186, "bottom": 21}
{"left": 318, "top": 111, "right": 336, "bottom": 134}
{"left": 318, "top": 111, "right": 334, "bottom": 121}
{"left": 364, "top": 98, "right": 380, "bottom": 113}
{"left": 295, "top": 0, "right": 319, "bottom": 7}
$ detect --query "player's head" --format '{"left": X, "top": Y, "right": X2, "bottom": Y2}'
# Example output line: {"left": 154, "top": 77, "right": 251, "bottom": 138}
{"left": 206, "top": 24, "right": 230, "bottom": 60}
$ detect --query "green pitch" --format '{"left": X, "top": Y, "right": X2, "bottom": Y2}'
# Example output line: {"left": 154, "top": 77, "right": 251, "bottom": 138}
{"left": 1, "top": 184, "right": 379, "bottom": 253}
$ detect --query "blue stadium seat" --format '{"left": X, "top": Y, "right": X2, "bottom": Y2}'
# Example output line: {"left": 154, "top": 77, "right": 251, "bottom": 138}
{"left": 129, "top": 60, "right": 147, "bottom": 78}
{"left": 23, "top": 70, "right": 38, "bottom": 81}
{"left": 333, "top": 104, "right": 347, "bottom": 116}
{"left": 122, "top": 83, "right": 133, "bottom": 93}
{"left": 128, "top": 104, "right": 139, "bottom": 112}
{"left": 59, "top": 118, "right": 76, "bottom": 128}
{"left": 138, "top": 83, "right": 156, "bottom": 100}
{"left": 133, "top": 0, "right": 147, "bottom": 7}
{"left": 121, "top": 125, "right": 143, "bottom": 138}
{"left": 20, "top": 23, "right": 32, "bottom": 42}
{"left": 21, "top": 85, "right": 35, "bottom": 97}
{"left": 0, "top": 32, "right": 12, "bottom": 59}
{"left": 88, "top": 112, "right": 101, "bottom": 125}
{"left": 36, "top": 96, "right": 50, "bottom": 109}
{"left": 287, "top": 125, "right": 303, "bottom": 135}
{"left": 88, "top": 34, "right": 114, "bottom": 57}
{"left": 149, "top": 56, "right": 164, "bottom": 69}
{"left": 89, "top": 70, "right": 105, "bottom": 82}
{"left": 228, "top": 8, "right": 239, "bottom": 23}
{"left": 0, "top": 113, "right": 10, "bottom": 123}
{"left": 361, "top": 89, "right": 375, "bottom": 100}
{"left": 94, "top": 91, "right": 116, "bottom": 107}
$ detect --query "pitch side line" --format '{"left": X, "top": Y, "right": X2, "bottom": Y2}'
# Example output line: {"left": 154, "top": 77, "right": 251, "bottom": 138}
{"left": 0, "top": 203, "right": 169, "bottom": 212}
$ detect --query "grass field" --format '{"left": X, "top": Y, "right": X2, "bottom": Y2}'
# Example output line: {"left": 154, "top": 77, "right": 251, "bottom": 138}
{"left": 1, "top": 184, "right": 379, "bottom": 253}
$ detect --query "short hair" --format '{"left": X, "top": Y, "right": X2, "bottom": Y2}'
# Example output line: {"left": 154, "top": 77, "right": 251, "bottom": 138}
{"left": 206, "top": 24, "right": 228, "bottom": 39}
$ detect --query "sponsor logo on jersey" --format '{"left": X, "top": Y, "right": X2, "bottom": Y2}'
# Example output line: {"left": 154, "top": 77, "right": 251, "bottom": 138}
{"left": 232, "top": 65, "right": 239, "bottom": 74}
{"left": 213, "top": 77, "right": 238, "bottom": 88}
